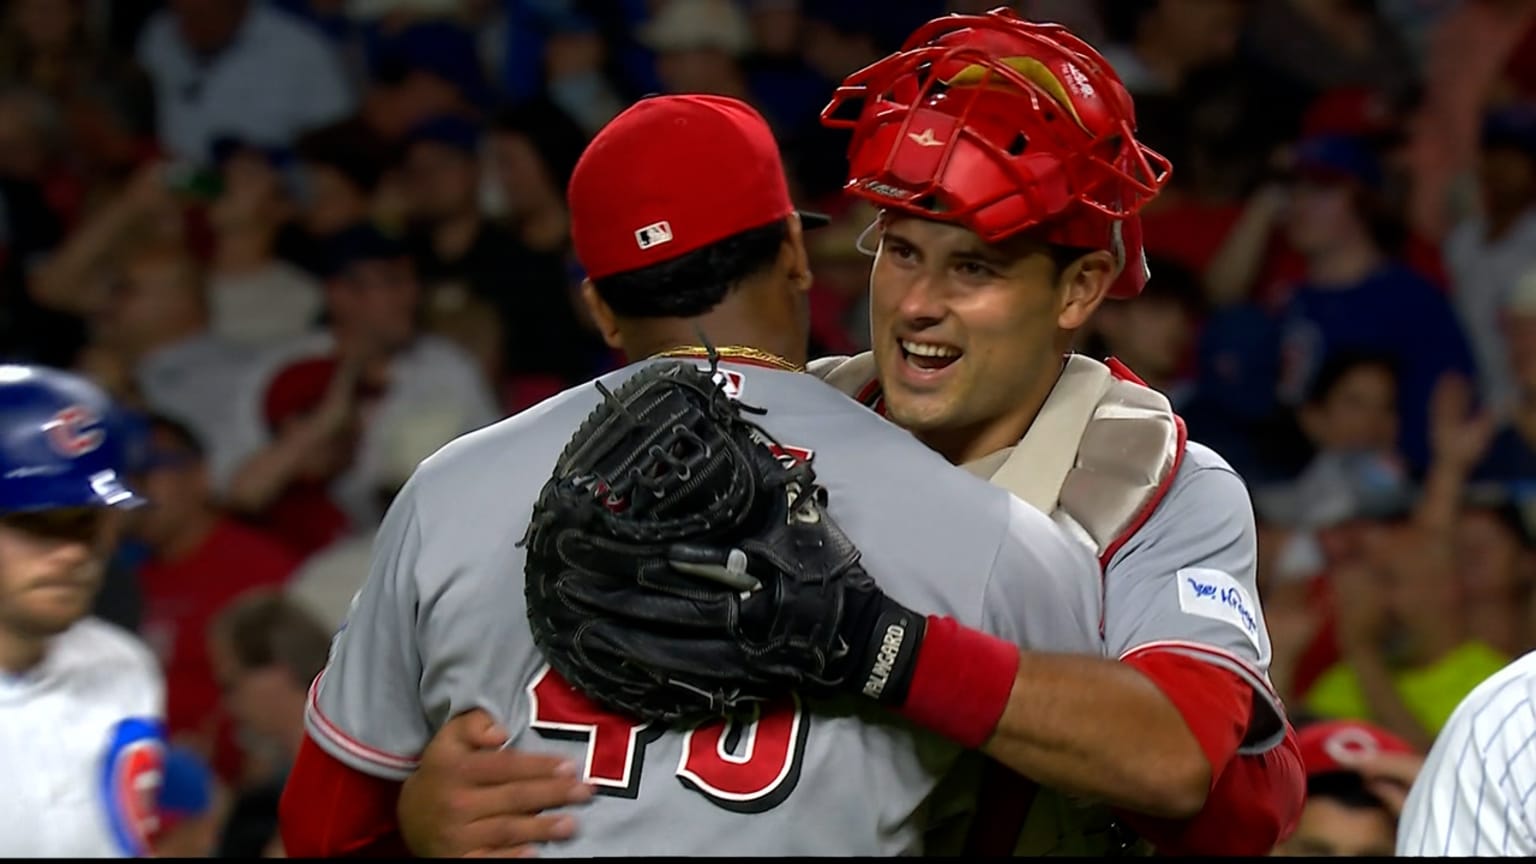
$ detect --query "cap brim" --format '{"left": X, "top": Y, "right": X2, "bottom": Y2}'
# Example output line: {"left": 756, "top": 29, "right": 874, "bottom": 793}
{"left": 798, "top": 210, "right": 831, "bottom": 230}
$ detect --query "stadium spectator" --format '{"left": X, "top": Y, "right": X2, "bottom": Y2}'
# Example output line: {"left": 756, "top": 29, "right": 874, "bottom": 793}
{"left": 208, "top": 588, "right": 335, "bottom": 858}
{"left": 128, "top": 413, "right": 299, "bottom": 786}
{"left": 222, "top": 222, "right": 497, "bottom": 531}
{"left": 135, "top": 0, "right": 355, "bottom": 162}
{"left": 1273, "top": 717, "right": 1425, "bottom": 856}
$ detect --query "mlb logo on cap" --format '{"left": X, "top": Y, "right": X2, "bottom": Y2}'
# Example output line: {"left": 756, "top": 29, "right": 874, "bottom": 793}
{"left": 635, "top": 221, "right": 674, "bottom": 250}
{"left": 568, "top": 94, "right": 827, "bottom": 280}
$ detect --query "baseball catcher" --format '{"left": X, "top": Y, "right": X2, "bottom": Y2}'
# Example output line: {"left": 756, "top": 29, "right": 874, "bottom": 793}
{"left": 521, "top": 353, "right": 923, "bottom": 725}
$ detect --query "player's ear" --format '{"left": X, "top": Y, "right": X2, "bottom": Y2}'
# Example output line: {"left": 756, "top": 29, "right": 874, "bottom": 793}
{"left": 783, "top": 214, "right": 813, "bottom": 295}
{"left": 580, "top": 279, "right": 624, "bottom": 351}
{"left": 1056, "top": 249, "right": 1116, "bottom": 332}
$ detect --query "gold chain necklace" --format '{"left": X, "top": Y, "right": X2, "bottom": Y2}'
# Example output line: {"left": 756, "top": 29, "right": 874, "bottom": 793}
{"left": 652, "top": 345, "right": 804, "bottom": 373}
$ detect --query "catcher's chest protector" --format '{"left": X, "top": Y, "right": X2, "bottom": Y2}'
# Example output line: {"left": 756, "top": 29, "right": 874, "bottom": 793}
{"left": 809, "top": 352, "right": 1184, "bottom": 856}
{"left": 809, "top": 352, "right": 1184, "bottom": 567}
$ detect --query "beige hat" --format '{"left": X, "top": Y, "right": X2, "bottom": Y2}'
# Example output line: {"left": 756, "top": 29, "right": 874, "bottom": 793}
{"left": 1506, "top": 266, "right": 1536, "bottom": 318}
{"left": 378, "top": 405, "right": 466, "bottom": 492}
{"left": 639, "top": 0, "right": 754, "bottom": 55}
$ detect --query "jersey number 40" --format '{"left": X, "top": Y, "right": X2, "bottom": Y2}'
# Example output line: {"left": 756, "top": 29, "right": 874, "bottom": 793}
{"left": 528, "top": 666, "right": 810, "bottom": 813}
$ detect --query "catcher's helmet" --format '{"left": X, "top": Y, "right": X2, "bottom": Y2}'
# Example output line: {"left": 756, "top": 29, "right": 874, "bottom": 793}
{"left": 821, "top": 6, "right": 1171, "bottom": 297}
{"left": 0, "top": 364, "right": 143, "bottom": 514}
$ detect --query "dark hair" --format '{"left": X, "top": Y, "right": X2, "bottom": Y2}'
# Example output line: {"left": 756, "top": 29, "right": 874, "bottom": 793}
{"left": 1305, "top": 350, "right": 1399, "bottom": 406}
{"left": 489, "top": 97, "right": 589, "bottom": 194}
{"left": 294, "top": 122, "right": 393, "bottom": 195}
{"left": 591, "top": 219, "right": 790, "bottom": 318}
{"left": 212, "top": 589, "right": 334, "bottom": 690}
{"left": 1047, "top": 244, "right": 1100, "bottom": 280}
{"left": 1307, "top": 770, "right": 1394, "bottom": 812}
{"left": 146, "top": 412, "right": 205, "bottom": 459}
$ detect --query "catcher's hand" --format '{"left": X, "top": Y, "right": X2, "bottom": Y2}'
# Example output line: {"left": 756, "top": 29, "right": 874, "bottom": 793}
{"left": 520, "top": 357, "right": 925, "bottom": 725}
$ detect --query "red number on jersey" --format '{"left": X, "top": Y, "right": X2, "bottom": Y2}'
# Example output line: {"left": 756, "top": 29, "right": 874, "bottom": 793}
{"left": 527, "top": 666, "right": 663, "bottom": 798}
{"left": 677, "top": 698, "right": 808, "bottom": 812}
{"left": 527, "top": 666, "right": 809, "bottom": 810}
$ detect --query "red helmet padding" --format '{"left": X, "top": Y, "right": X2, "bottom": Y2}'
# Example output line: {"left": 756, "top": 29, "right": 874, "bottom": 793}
{"left": 821, "top": 7, "right": 1172, "bottom": 297}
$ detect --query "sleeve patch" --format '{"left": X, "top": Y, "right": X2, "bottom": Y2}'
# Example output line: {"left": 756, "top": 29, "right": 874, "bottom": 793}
{"left": 1175, "top": 567, "right": 1262, "bottom": 652}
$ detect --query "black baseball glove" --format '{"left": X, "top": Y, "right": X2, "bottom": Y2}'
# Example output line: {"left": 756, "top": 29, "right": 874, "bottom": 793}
{"left": 519, "top": 356, "right": 925, "bottom": 725}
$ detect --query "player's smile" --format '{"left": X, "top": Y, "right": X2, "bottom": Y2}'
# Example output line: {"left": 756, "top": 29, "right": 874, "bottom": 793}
{"left": 895, "top": 337, "right": 963, "bottom": 386}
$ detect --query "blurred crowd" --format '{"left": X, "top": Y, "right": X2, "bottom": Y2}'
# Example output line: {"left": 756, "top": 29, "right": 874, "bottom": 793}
{"left": 2, "top": 0, "right": 1536, "bottom": 856}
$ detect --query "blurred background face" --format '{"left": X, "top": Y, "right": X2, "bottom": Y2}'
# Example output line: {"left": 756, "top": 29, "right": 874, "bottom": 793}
{"left": 1455, "top": 508, "right": 1530, "bottom": 654}
{"left": 747, "top": 0, "right": 800, "bottom": 56}
{"left": 1284, "top": 179, "right": 1363, "bottom": 258}
{"left": 0, "top": 509, "right": 115, "bottom": 639}
{"left": 1369, "top": 520, "right": 1463, "bottom": 638}
{"left": 1145, "top": 0, "right": 1243, "bottom": 67}
{"left": 1301, "top": 363, "right": 1398, "bottom": 452}
{"left": 298, "top": 162, "right": 367, "bottom": 237}
{"left": 1092, "top": 295, "right": 1193, "bottom": 385}
{"left": 404, "top": 140, "right": 478, "bottom": 224}
{"left": 1273, "top": 796, "right": 1396, "bottom": 856}
{"left": 1458, "top": 509, "right": 1523, "bottom": 602}
{"left": 328, "top": 258, "right": 420, "bottom": 351}
{"left": 128, "top": 425, "right": 207, "bottom": 550}
{"left": 0, "top": 88, "right": 53, "bottom": 181}
{"left": 102, "top": 251, "right": 203, "bottom": 356}
{"left": 487, "top": 131, "right": 556, "bottom": 218}
{"left": 10, "top": 0, "right": 79, "bottom": 52}
{"left": 1477, "top": 146, "right": 1536, "bottom": 219}
{"left": 869, "top": 216, "right": 1065, "bottom": 439}
{"left": 169, "top": 0, "right": 247, "bottom": 54}
{"left": 656, "top": 48, "right": 742, "bottom": 95}
{"left": 209, "top": 631, "right": 291, "bottom": 749}
{"left": 210, "top": 149, "right": 290, "bottom": 233}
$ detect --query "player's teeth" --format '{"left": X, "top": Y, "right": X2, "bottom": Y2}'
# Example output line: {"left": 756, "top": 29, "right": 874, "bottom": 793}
{"left": 901, "top": 340, "right": 960, "bottom": 358}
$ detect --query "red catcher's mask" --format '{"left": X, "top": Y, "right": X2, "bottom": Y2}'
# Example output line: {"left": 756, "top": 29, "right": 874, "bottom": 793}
{"left": 821, "top": 7, "right": 1172, "bottom": 297}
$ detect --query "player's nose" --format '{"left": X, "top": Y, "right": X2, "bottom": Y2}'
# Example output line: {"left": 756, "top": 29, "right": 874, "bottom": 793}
{"left": 893, "top": 271, "right": 946, "bottom": 328}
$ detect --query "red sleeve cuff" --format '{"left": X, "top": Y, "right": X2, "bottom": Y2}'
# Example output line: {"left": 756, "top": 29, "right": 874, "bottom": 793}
{"left": 1120, "top": 649, "right": 1251, "bottom": 786}
{"left": 895, "top": 616, "right": 1020, "bottom": 748}
{"left": 1115, "top": 650, "right": 1305, "bottom": 855}
{"left": 279, "top": 735, "right": 411, "bottom": 857}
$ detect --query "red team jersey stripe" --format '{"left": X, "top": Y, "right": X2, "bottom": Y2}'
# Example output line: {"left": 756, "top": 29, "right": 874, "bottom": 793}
{"left": 305, "top": 672, "right": 420, "bottom": 773}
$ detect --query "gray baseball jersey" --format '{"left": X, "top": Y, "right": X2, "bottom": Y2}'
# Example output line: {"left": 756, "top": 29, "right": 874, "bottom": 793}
{"left": 1100, "top": 442, "right": 1284, "bottom": 746}
{"left": 923, "top": 441, "right": 1285, "bottom": 856}
{"left": 306, "top": 358, "right": 1104, "bottom": 856}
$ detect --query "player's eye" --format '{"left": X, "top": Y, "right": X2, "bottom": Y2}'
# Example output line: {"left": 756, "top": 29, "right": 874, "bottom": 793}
{"left": 884, "top": 241, "right": 918, "bottom": 264}
{"left": 953, "top": 261, "right": 998, "bottom": 280}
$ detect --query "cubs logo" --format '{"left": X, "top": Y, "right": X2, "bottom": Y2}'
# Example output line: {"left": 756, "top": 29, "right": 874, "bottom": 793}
{"left": 100, "top": 717, "right": 165, "bottom": 856}
{"left": 45, "top": 405, "right": 105, "bottom": 458}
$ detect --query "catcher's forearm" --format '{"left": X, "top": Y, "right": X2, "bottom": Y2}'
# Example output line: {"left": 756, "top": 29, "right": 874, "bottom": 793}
{"left": 883, "top": 619, "right": 1215, "bottom": 819}
{"left": 976, "top": 651, "right": 1212, "bottom": 820}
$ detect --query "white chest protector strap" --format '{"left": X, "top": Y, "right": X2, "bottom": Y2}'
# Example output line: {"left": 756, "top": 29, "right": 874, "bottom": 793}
{"left": 809, "top": 353, "right": 1183, "bottom": 560}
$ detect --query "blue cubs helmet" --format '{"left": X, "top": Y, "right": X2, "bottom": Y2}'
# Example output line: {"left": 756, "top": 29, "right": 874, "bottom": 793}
{"left": 0, "top": 364, "right": 143, "bottom": 514}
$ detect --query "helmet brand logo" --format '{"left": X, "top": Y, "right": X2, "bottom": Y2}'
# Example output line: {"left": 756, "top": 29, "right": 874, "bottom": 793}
{"left": 906, "top": 128, "right": 944, "bottom": 147}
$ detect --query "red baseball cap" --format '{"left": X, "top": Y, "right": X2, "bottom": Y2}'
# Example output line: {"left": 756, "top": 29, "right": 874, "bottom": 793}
{"left": 1303, "top": 86, "right": 1396, "bottom": 140}
{"left": 1297, "top": 719, "right": 1417, "bottom": 777}
{"left": 568, "top": 94, "right": 828, "bottom": 280}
